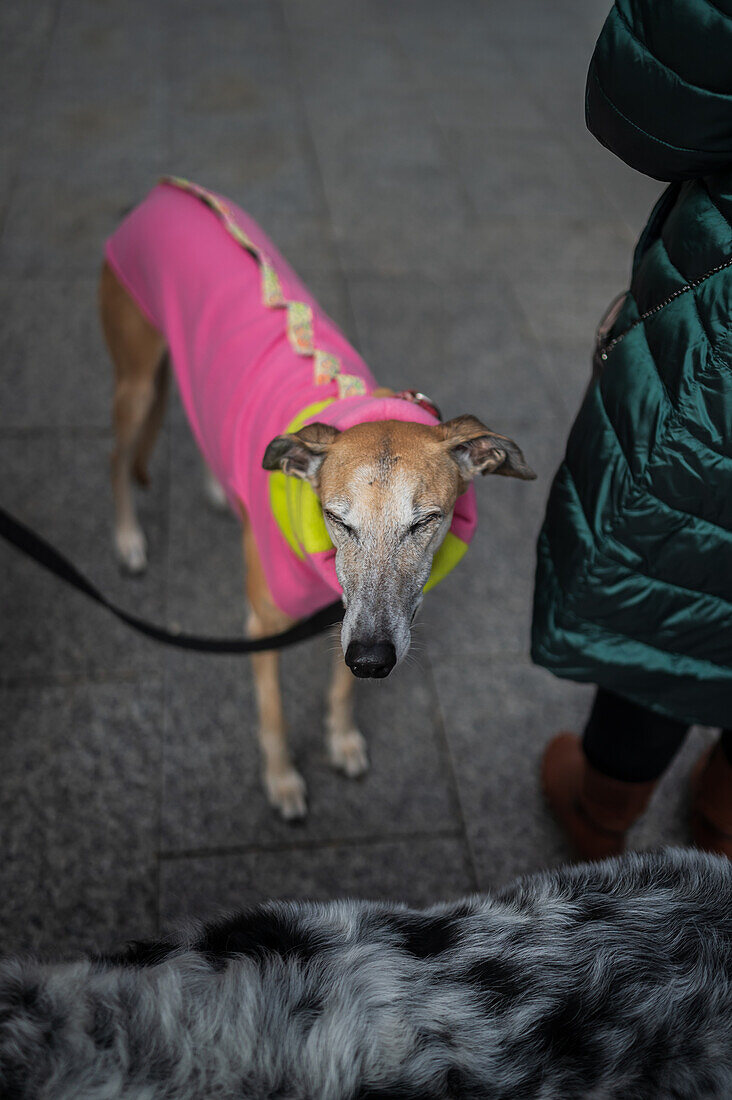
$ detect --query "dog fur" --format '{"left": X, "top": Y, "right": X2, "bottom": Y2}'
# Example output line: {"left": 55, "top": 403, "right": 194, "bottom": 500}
{"left": 1, "top": 848, "right": 730, "bottom": 1099}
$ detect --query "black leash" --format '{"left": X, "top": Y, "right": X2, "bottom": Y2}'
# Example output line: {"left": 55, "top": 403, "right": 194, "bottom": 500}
{"left": 0, "top": 507, "right": 344, "bottom": 653}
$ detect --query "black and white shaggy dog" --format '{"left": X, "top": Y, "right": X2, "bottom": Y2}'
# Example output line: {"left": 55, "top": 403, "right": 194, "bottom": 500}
{"left": 1, "top": 849, "right": 730, "bottom": 1099}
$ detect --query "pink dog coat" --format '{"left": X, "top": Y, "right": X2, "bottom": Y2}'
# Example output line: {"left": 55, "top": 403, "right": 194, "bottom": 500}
{"left": 106, "top": 178, "right": 477, "bottom": 619}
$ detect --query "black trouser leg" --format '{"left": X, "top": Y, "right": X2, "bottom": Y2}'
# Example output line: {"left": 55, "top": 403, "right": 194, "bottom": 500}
{"left": 582, "top": 689, "right": 689, "bottom": 783}
{"left": 720, "top": 729, "right": 732, "bottom": 767}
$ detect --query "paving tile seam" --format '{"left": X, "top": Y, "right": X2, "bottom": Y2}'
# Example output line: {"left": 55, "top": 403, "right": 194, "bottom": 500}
{"left": 450, "top": 22, "right": 636, "bottom": 225}
{"left": 0, "top": 670, "right": 163, "bottom": 692}
{"left": 497, "top": 43, "right": 646, "bottom": 238}
{"left": 334, "top": 263, "right": 605, "bottom": 279}
{"left": 332, "top": 270, "right": 552, "bottom": 289}
{"left": 381, "top": 19, "right": 478, "bottom": 225}
{"left": 428, "top": 669, "right": 490, "bottom": 890}
{"left": 0, "top": 0, "right": 63, "bottom": 247}
{"left": 0, "top": 274, "right": 102, "bottom": 283}
{"left": 560, "top": 132, "right": 659, "bottom": 238}
{"left": 422, "top": 659, "right": 480, "bottom": 892}
{"left": 433, "top": 652, "right": 535, "bottom": 669}
{"left": 335, "top": 255, "right": 632, "bottom": 281}
{"left": 554, "top": 128, "right": 642, "bottom": 237}
{"left": 270, "top": 0, "right": 360, "bottom": 345}
{"left": 154, "top": 641, "right": 174, "bottom": 929}
{"left": 0, "top": 425, "right": 113, "bottom": 439}
{"left": 500, "top": 277, "right": 591, "bottom": 416}
{"left": 157, "top": 826, "right": 464, "bottom": 863}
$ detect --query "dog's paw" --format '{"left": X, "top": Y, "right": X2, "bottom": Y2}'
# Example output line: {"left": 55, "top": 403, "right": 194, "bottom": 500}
{"left": 115, "top": 526, "right": 148, "bottom": 574}
{"left": 266, "top": 768, "right": 307, "bottom": 821}
{"left": 328, "top": 729, "right": 369, "bottom": 779}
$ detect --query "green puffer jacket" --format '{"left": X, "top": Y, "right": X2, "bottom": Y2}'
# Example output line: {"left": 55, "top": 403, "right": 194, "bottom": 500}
{"left": 532, "top": 0, "right": 732, "bottom": 727}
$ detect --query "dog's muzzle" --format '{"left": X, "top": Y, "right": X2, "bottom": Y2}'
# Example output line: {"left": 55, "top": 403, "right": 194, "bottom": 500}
{"left": 345, "top": 641, "right": 397, "bottom": 679}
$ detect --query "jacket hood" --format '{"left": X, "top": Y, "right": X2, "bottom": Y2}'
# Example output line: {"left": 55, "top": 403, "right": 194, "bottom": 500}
{"left": 586, "top": 0, "right": 732, "bottom": 181}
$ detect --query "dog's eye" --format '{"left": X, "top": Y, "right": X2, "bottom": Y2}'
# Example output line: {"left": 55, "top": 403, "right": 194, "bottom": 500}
{"left": 409, "top": 513, "right": 440, "bottom": 534}
{"left": 324, "top": 510, "right": 354, "bottom": 537}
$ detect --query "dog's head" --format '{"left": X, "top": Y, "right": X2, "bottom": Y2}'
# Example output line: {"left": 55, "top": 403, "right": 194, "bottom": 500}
{"left": 263, "top": 416, "right": 535, "bottom": 677}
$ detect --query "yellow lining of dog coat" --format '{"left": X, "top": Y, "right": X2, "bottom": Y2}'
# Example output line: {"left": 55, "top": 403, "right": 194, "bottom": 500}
{"left": 268, "top": 400, "right": 336, "bottom": 560}
{"left": 423, "top": 531, "right": 467, "bottom": 592}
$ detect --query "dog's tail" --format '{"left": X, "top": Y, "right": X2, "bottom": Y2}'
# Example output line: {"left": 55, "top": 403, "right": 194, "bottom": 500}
{"left": 133, "top": 352, "right": 170, "bottom": 486}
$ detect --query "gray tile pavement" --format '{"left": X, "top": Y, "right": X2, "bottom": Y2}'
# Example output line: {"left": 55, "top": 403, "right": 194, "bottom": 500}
{"left": 160, "top": 833, "right": 475, "bottom": 925}
{"left": 0, "top": 0, "right": 692, "bottom": 956}
{"left": 346, "top": 273, "right": 566, "bottom": 426}
{"left": 0, "top": 678, "right": 161, "bottom": 954}
{"left": 160, "top": 650, "right": 462, "bottom": 854}
{"left": 0, "top": 432, "right": 169, "bottom": 683}
{"left": 0, "top": 277, "right": 111, "bottom": 430}
{"left": 432, "top": 658, "right": 596, "bottom": 890}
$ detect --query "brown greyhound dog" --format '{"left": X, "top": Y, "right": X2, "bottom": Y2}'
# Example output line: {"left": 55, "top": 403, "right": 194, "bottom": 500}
{"left": 101, "top": 184, "right": 535, "bottom": 819}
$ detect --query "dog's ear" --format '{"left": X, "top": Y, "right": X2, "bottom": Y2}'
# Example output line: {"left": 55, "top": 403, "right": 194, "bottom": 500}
{"left": 262, "top": 422, "right": 340, "bottom": 484}
{"left": 439, "top": 415, "right": 536, "bottom": 483}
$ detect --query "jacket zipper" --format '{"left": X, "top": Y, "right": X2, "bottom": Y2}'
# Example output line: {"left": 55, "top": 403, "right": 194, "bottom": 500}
{"left": 599, "top": 254, "right": 732, "bottom": 361}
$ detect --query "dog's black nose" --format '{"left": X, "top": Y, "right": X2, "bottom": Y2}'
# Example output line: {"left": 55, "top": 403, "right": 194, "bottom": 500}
{"left": 345, "top": 641, "right": 397, "bottom": 679}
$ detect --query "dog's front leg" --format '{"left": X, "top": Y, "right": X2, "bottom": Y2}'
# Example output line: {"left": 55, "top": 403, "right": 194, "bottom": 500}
{"left": 248, "top": 626, "right": 307, "bottom": 819}
{"left": 243, "top": 520, "right": 307, "bottom": 820}
{"left": 326, "top": 644, "right": 369, "bottom": 778}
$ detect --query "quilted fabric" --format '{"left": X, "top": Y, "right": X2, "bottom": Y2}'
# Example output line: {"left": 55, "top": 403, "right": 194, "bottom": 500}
{"left": 532, "top": 0, "right": 732, "bottom": 726}
{"left": 586, "top": 0, "right": 732, "bottom": 181}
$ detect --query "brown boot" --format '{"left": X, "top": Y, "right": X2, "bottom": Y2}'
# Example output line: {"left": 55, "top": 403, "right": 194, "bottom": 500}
{"left": 690, "top": 741, "right": 732, "bottom": 860}
{"left": 541, "top": 732, "right": 656, "bottom": 861}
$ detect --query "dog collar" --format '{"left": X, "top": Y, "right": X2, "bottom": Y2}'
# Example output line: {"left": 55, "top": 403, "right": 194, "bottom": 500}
{"left": 393, "top": 389, "right": 442, "bottom": 421}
